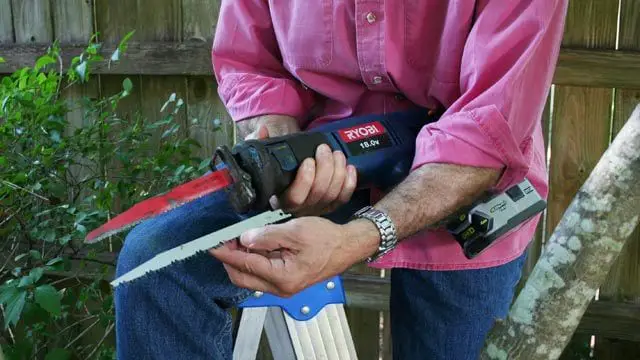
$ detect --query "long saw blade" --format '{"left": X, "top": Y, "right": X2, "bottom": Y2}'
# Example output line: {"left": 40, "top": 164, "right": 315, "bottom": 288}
{"left": 110, "top": 209, "right": 292, "bottom": 287}
{"left": 85, "top": 169, "right": 234, "bottom": 244}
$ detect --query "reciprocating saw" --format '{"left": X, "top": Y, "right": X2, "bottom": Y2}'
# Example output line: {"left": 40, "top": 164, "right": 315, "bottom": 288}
{"left": 88, "top": 108, "right": 546, "bottom": 286}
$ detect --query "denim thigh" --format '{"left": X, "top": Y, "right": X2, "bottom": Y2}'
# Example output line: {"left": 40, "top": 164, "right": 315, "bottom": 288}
{"left": 389, "top": 251, "right": 527, "bottom": 360}
{"left": 114, "top": 189, "right": 255, "bottom": 359}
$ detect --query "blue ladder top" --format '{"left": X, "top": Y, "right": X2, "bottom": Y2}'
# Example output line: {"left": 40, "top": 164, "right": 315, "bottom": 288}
{"left": 238, "top": 275, "right": 346, "bottom": 321}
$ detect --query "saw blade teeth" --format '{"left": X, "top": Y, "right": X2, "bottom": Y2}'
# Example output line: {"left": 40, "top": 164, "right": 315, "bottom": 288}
{"left": 110, "top": 210, "right": 292, "bottom": 287}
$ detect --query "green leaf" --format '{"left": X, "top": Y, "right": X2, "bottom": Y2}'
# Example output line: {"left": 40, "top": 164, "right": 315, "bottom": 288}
{"left": 0, "top": 57, "right": 5, "bottom": 63}
{"left": 75, "top": 211, "right": 88, "bottom": 224}
{"left": 15, "top": 250, "right": 43, "bottom": 263}
{"left": 76, "top": 223, "right": 87, "bottom": 234}
{"left": 4, "top": 289, "right": 26, "bottom": 328}
{"left": 110, "top": 48, "right": 121, "bottom": 62}
{"left": 35, "top": 284, "right": 61, "bottom": 316}
{"left": 122, "top": 78, "right": 133, "bottom": 93}
{"left": 116, "top": 30, "right": 136, "bottom": 55}
{"left": 174, "top": 164, "right": 185, "bottom": 177}
{"left": 42, "top": 228, "right": 56, "bottom": 243}
{"left": 87, "top": 42, "right": 101, "bottom": 55}
{"left": 17, "top": 276, "right": 32, "bottom": 288}
{"left": 46, "top": 257, "right": 64, "bottom": 266}
{"left": 75, "top": 61, "right": 87, "bottom": 82}
{"left": 29, "top": 250, "right": 42, "bottom": 260}
{"left": 14, "top": 253, "right": 28, "bottom": 262}
{"left": 161, "top": 92, "right": 177, "bottom": 112}
{"left": 12, "top": 172, "right": 28, "bottom": 183}
{"left": 45, "top": 348, "right": 70, "bottom": 360}
{"left": 198, "top": 158, "right": 210, "bottom": 170}
{"left": 35, "top": 55, "right": 56, "bottom": 71}
{"left": 50, "top": 130, "right": 61, "bottom": 143}
{"left": 18, "top": 267, "right": 44, "bottom": 288}
{"left": 0, "top": 282, "right": 19, "bottom": 304}
{"left": 59, "top": 234, "right": 72, "bottom": 245}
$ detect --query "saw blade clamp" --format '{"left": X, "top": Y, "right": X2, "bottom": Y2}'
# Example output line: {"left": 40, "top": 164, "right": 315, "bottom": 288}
{"left": 212, "top": 145, "right": 257, "bottom": 213}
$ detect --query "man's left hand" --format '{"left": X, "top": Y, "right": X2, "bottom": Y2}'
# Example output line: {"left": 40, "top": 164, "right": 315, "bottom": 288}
{"left": 209, "top": 216, "right": 380, "bottom": 297}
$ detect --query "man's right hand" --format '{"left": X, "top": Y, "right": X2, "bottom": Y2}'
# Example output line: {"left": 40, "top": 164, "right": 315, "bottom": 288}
{"left": 236, "top": 114, "right": 357, "bottom": 217}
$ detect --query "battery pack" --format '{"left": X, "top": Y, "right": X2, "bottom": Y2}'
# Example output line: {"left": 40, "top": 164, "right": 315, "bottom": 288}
{"left": 446, "top": 179, "right": 547, "bottom": 259}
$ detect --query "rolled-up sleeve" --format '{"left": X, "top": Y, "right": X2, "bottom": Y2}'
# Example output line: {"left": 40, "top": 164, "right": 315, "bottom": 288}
{"left": 211, "top": 0, "right": 315, "bottom": 124}
{"left": 411, "top": 0, "right": 568, "bottom": 190}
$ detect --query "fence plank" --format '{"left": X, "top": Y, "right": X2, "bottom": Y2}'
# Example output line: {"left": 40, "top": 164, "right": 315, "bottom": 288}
{"left": 3, "top": 44, "right": 640, "bottom": 89}
{"left": 595, "top": 0, "right": 640, "bottom": 358}
{"left": 0, "top": 0, "right": 13, "bottom": 43}
{"left": 50, "top": 0, "right": 99, "bottom": 207}
{"left": 519, "top": 94, "right": 552, "bottom": 292}
{"left": 182, "top": 0, "right": 220, "bottom": 42}
{"left": 546, "top": 1, "right": 618, "bottom": 359}
{"left": 52, "top": 0, "right": 96, "bottom": 131}
{"left": 185, "top": 71, "right": 235, "bottom": 157}
{"left": 94, "top": 1, "right": 143, "bottom": 126}
{"left": 554, "top": 48, "right": 640, "bottom": 89}
{"left": 95, "top": 0, "right": 186, "bottom": 136}
{"left": 345, "top": 264, "right": 383, "bottom": 360}
{"left": 182, "top": 0, "right": 235, "bottom": 160}
{"left": 341, "top": 274, "right": 640, "bottom": 342}
{"left": 52, "top": 0, "right": 93, "bottom": 43}
{"left": 131, "top": 0, "right": 188, "bottom": 143}
{"left": 10, "top": 0, "right": 52, "bottom": 43}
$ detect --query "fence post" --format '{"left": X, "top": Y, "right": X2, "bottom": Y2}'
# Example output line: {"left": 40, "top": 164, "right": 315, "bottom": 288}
{"left": 480, "top": 104, "right": 640, "bottom": 360}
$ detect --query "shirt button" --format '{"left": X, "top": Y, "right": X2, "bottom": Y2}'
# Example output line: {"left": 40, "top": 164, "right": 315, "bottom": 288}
{"left": 372, "top": 76, "right": 382, "bottom": 84}
{"left": 366, "top": 12, "right": 376, "bottom": 24}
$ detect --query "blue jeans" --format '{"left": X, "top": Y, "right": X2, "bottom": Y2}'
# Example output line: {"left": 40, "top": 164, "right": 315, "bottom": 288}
{"left": 114, "top": 189, "right": 527, "bottom": 360}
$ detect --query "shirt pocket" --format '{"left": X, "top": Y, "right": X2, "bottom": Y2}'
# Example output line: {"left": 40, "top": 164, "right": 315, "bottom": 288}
{"left": 269, "top": 0, "right": 334, "bottom": 69}
{"left": 403, "top": 0, "right": 467, "bottom": 83}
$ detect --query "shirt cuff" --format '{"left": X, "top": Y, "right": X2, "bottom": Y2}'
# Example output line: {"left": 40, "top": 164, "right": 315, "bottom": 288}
{"left": 411, "top": 105, "right": 533, "bottom": 191}
{"left": 217, "top": 73, "right": 314, "bottom": 127}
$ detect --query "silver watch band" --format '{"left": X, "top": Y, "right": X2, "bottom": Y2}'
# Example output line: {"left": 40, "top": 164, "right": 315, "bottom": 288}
{"left": 352, "top": 206, "right": 398, "bottom": 263}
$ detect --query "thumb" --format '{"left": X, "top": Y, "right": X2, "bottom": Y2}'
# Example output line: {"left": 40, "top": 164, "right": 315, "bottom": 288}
{"left": 245, "top": 124, "right": 270, "bottom": 140}
{"left": 239, "top": 224, "right": 294, "bottom": 251}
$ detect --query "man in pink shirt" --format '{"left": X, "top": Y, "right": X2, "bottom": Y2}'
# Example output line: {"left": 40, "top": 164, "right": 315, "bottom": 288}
{"left": 114, "top": 1, "right": 569, "bottom": 359}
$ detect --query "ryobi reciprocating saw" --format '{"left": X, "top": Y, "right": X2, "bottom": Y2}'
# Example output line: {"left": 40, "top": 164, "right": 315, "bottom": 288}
{"left": 84, "top": 109, "right": 546, "bottom": 287}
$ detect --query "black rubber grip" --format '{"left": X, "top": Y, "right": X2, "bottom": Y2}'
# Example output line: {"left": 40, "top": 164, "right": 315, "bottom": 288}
{"left": 231, "top": 132, "right": 332, "bottom": 210}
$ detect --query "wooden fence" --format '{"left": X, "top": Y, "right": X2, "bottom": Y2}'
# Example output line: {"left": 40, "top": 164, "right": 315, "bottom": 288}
{"left": 1, "top": 1, "right": 639, "bottom": 359}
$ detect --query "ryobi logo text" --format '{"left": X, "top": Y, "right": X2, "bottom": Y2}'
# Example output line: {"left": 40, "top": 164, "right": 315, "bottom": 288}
{"left": 338, "top": 122, "right": 386, "bottom": 143}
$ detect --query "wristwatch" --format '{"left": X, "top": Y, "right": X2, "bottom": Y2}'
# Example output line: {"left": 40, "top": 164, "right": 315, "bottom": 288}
{"left": 352, "top": 206, "right": 398, "bottom": 263}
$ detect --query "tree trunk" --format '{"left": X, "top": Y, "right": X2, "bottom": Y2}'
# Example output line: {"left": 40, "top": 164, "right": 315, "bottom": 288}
{"left": 480, "top": 103, "right": 640, "bottom": 360}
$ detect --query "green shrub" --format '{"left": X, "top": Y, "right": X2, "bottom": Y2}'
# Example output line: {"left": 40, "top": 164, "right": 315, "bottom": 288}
{"left": 0, "top": 34, "right": 216, "bottom": 359}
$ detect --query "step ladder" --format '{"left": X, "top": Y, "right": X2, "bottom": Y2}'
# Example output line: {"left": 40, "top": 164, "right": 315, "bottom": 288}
{"left": 232, "top": 275, "right": 358, "bottom": 360}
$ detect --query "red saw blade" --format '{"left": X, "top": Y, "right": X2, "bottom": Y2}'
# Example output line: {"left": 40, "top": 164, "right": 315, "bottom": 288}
{"left": 85, "top": 168, "right": 234, "bottom": 244}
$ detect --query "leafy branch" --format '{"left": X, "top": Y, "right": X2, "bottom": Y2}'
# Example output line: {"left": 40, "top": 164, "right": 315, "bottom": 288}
{"left": 0, "top": 30, "right": 219, "bottom": 359}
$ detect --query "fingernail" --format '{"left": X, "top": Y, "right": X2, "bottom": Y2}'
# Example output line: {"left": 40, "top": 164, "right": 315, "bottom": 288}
{"left": 304, "top": 158, "right": 315, "bottom": 171}
{"left": 241, "top": 229, "right": 258, "bottom": 247}
{"left": 318, "top": 144, "right": 331, "bottom": 156}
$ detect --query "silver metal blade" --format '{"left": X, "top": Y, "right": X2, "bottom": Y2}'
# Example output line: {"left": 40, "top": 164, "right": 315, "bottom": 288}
{"left": 111, "top": 209, "right": 292, "bottom": 287}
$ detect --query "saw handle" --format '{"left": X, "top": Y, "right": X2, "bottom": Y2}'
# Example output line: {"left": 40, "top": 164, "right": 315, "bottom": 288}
{"left": 218, "top": 108, "right": 439, "bottom": 213}
{"left": 226, "top": 131, "right": 332, "bottom": 212}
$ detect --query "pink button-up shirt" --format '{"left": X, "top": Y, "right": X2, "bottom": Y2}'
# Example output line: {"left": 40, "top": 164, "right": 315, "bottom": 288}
{"left": 211, "top": 0, "right": 568, "bottom": 271}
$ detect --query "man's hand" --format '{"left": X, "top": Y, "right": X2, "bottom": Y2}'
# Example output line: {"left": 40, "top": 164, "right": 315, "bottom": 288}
{"left": 238, "top": 115, "right": 357, "bottom": 216}
{"left": 209, "top": 217, "right": 379, "bottom": 297}
{"left": 237, "top": 114, "right": 301, "bottom": 140}
{"left": 271, "top": 144, "right": 357, "bottom": 216}
{"left": 211, "top": 162, "right": 501, "bottom": 296}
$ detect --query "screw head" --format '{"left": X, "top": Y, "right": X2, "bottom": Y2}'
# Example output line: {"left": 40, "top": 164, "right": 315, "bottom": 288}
{"left": 254, "top": 291, "right": 263, "bottom": 298}
{"left": 301, "top": 306, "right": 310, "bottom": 315}
{"left": 326, "top": 281, "right": 335, "bottom": 290}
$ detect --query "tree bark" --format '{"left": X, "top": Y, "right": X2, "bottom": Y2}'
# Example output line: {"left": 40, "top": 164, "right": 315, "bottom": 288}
{"left": 480, "top": 103, "right": 640, "bottom": 360}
